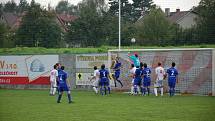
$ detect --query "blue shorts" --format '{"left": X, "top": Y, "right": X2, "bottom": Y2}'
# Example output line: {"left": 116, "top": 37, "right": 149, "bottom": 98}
{"left": 134, "top": 77, "right": 141, "bottom": 86}
{"left": 58, "top": 86, "right": 69, "bottom": 92}
{"left": 143, "top": 81, "right": 151, "bottom": 87}
{"left": 99, "top": 78, "right": 109, "bottom": 86}
{"left": 114, "top": 71, "right": 120, "bottom": 79}
{"left": 168, "top": 81, "right": 176, "bottom": 88}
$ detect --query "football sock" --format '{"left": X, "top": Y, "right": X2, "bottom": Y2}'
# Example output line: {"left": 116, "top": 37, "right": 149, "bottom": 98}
{"left": 67, "top": 94, "right": 72, "bottom": 102}
{"left": 117, "top": 80, "right": 123, "bottom": 87}
{"left": 114, "top": 80, "right": 117, "bottom": 87}
{"left": 100, "top": 87, "right": 103, "bottom": 95}
{"left": 147, "top": 88, "right": 150, "bottom": 96}
{"left": 154, "top": 88, "right": 158, "bottom": 96}
{"left": 131, "top": 86, "right": 134, "bottom": 94}
{"left": 160, "top": 88, "right": 163, "bottom": 96}
{"left": 104, "top": 87, "right": 107, "bottom": 95}
{"left": 173, "top": 88, "right": 175, "bottom": 96}
{"left": 93, "top": 86, "right": 97, "bottom": 93}
{"left": 108, "top": 87, "right": 111, "bottom": 94}
{"left": 57, "top": 94, "right": 62, "bottom": 103}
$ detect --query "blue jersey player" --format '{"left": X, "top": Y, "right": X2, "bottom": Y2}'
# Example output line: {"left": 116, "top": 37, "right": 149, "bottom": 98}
{"left": 57, "top": 66, "right": 72, "bottom": 103}
{"left": 142, "top": 63, "right": 151, "bottom": 96}
{"left": 99, "top": 64, "right": 111, "bottom": 95}
{"left": 133, "top": 63, "right": 143, "bottom": 94}
{"left": 113, "top": 57, "right": 123, "bottom": 88}
{"left": 167, "top": 62, "right": 178, "bottom": 97}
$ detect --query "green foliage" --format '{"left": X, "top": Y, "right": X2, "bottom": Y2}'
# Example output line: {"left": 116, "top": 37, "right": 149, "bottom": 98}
{"left": 0, "top": 23, "right": 15, "bottom": 48}
{"left": 135, "top": 8, "right": 175, "bottom": 46}
{"left": 18, "top": 0, "right": 29, "bottom": 13}
{"left": 195, "top": 0, "right": 215, "bottom": 44}
{"left": 132, "top": 0, "right": 155, "bottom": 22}
{"left": 66, "top": 0, "right": 107, "bottom": 47}
{"left": 0, "top": 90, "right": 215, "bottom": 121}
{"left": 0, "top": 23, "right": 7, "bottom": 48}
{"left": 55, "top": 0, "right": 69, "bottom": 14}
{"left": 3, "top": 0, "right": 17, "bottom": 12}
{"left": 15, "top": 2, "right": 62, "bottom": 48}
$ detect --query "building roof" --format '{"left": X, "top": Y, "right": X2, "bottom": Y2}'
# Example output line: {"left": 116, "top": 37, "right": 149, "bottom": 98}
{"left": 57, "top": 14, "right": 77, "bottom": 23}
{"left": 167, "top": 10, "right": 198, "bottom": 23}
{"left": 2, "top": 12, "right": 19, "bottom": 29}
{"left": 0, "top": 12, "right": 77, "bottom": 32}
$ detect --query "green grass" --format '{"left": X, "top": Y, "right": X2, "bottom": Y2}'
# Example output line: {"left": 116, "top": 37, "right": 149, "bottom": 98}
{"left": 0, "top": 44, "right": 214, "bottom": 55}
{"left": 0, "top": 90, "right": 215, "bottom": 121}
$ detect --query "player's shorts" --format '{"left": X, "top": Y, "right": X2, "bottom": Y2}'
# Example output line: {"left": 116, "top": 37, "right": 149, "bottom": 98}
{"left": 143, "top": 81, "right": 151, "bottom": 87}
{"left": 168, "top": 81, "right": 176, "bottom": 88}
{"left": 114, "top": 71, "right": 120, "bottom": 79}
{"left": 92, "top": 80, "right": 99, "bottom": 87}
{"left": 154, "top": 80, "right": 163, "bottom": 88}
{"left": 58, "top": 86, "right": 69, "bottom": 92}
{"left": 134, "top": 77, "right": 141, "bottom": 86}
{"left": 99, "top": 78, "right": 109, "bottom": 87}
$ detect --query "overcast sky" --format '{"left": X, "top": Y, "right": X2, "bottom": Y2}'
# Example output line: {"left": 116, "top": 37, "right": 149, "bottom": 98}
{"left": 1, "top": 0, "right": 201, "bottom": 12}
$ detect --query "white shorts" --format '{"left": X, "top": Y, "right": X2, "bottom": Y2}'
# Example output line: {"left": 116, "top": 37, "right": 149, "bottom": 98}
{"left": 50, "top": 80, "right": 57, "bottom": 88}
{"left": 154, "top": 80, "right": 163, "bottom": 88}
{"left": 92, "top": 80, "right": 99, "bottom": 87}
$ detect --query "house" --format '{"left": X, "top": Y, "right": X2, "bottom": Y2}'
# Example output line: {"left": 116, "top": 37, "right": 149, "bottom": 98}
{"left": 165, "top": 8, "right": 198, "bottom": 29}
{"left": 137, "top": 8, "right": 198, "bottom": 29}
{"left": 0, "top": 12, "right": 20, "bottom": 31}
{"left": 0, "top": 11, "right": 77, "bottom": 32}
{"left": 56, "top": 13, "right": 77, "bottom": 32}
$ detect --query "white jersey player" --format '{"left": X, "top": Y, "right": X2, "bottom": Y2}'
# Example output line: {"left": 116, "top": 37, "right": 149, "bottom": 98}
{"left": 154, "top": 62, "right": 166, "bottom": 96}
{"left": 89, "top": 66, "right": 99, "bottom": 94}
{"left": 50, "top": 65, "right": 58, "bottom": 95}
{"left": 129, "top": 64, "right": 136, "bottom": 95}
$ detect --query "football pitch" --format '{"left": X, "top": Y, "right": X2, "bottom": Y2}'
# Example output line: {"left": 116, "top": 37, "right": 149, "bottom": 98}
{"left": 0, "top": 90, "right": 215, "bottom": 121}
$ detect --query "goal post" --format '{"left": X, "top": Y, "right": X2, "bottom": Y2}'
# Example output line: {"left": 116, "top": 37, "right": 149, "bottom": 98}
{"left": 212, "top": 49, "right": 215, "bottom": 96}
{"left": 108, "top": 48, "right": 215, "bottom": 96}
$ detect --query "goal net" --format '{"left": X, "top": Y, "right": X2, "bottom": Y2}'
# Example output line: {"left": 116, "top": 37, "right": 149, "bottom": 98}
{"left": 108, "top": 48, "right": 215, "bottom": 96}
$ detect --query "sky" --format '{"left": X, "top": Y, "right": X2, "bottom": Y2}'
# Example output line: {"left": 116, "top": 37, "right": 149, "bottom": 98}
{"left": 0, "top": 0, "right": 201, "bottom": 12}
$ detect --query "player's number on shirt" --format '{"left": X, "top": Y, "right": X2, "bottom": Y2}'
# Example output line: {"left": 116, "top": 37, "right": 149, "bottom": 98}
{"left": 171, "top": 70, "right": 174, "bottom": 76}
{"left": 60, "top": 75, "right": 63, "bottom": 81}
{"left": 103, "top": 72, "right": 106, "bottom": 77}
{"left": 146, "top": 70, "right": 150, "bottom": 77}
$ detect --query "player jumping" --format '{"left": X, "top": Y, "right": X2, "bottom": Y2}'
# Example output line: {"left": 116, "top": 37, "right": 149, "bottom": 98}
{"left": 129, "top": 64, "right": 136, "bottom": 95}
{"left": 133, "top": 63, "right": 143, "bottom": 95}
{"left": 112, "top": 57, "right": 123, "bottom": 88}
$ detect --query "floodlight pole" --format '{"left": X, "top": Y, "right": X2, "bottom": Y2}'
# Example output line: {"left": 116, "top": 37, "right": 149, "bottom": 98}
{"left": 118, "top": 0, "right": 121, "bottom": 51}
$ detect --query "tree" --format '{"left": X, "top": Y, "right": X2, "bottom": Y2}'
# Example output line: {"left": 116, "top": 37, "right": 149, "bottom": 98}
{"left": 195, "top": 0, "right": 215, "bottom": 44}
{"left": 135, "top": 8, "right": 174, "bottom": 46}
{"left": 0, "top": 24, "right": 7, "bottom": 48}
{"left": 3, "top": 0, "right": 17, "bottom": 12}
{"left": 55, "top": 1, "right": 69, "bottom": 14}
{"left": 18, "top": 0, "right": 29, "bottom": 13}
{"left": 15, "top": 0, "right": 62, "bottom": 48}
{"left": 108, "top": 0, "right": 132, "bottom": 22}
{"left": 66, "top": 0, "right": 107, "bottom": 47}
{"left": 132, "top": 0, "right": 155, "bottom": 22}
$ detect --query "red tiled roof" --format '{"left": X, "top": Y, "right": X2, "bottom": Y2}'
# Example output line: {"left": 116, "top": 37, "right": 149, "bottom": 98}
{"left": 57, "top": 14, "right": 77, "bottom": 23}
